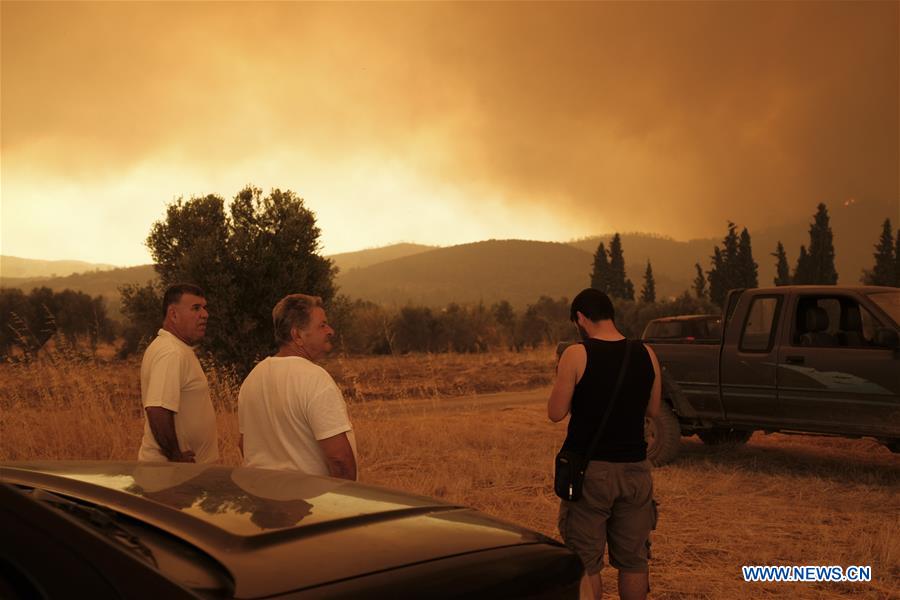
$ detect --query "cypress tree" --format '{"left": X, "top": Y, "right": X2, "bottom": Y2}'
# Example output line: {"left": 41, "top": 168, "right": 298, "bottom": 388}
{"left": 863, "top": 219, "right": 896, "bottom": 285}
{"left": 707, "top": 222, "right": 741, "bottom": 306}
{"left": 736, "top": 227, "right": 758, "bottom": 288}
{"left": 772, "top": 241, "right": 791, "bottom": 286}
{"left": 895, "top": 229, "right": 900, "bottom": 285}
{"left": 708, "top": 247, "right": 725, "bottom": 306}
{"left": 693, "top": 263, "right": 707, "bottom": 298}
{"left": 794, "top": 245, "right": 812, "bottom": 284}
{"left": 723, "top": 223, "right": 740, "bottom": 284}
{"left": 806, "top": 203, "right": 838, "bottom": 284}
{"left": 607, "top": 234, "right": 634, "bottom": 300}
{"left": 640, "top": 261, "right": 656, "bottom": 303}
{"left": 590, "top": 242, "right": 612, "bottom": 293}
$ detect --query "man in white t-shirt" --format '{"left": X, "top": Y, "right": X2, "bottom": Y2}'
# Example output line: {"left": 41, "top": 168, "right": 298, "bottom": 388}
{"left": 138, "top": 283, "right": 218, "bottom": 464}
{"left": 238, "top": 294, "right": 357, "bottom": 480}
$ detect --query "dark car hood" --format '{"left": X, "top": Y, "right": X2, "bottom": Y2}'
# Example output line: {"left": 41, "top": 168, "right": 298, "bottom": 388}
{"left": 1, "top": 461, "right": 556, "bottom": 598}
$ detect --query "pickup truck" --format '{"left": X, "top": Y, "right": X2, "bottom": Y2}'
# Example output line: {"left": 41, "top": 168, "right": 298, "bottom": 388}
{"left": 645, "top": 285, "right": 900, "bottom": 465}
{"left": 641, "top": 314, "right": 722, "bottom": 344}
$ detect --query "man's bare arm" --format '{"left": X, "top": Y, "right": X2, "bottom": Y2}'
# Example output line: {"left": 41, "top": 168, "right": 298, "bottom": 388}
{"left": 145, "top": 406, "right": 195, "bottom": 462}
{"left": 317, "top": 432, "right": 357, "bottom": 480}
{"left": 548, "top": 345, "right": 585, "bottom": 422}
{"left": 644, "top": 344, "right": 662, "bottom": 419}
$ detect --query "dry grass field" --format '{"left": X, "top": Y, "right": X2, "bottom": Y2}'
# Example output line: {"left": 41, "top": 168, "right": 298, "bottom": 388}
{"left": 1, "top": 350, "right": 898, "bottom": 599}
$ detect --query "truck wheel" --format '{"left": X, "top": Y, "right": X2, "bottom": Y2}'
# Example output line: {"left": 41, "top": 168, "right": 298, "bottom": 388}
{"left": 697, "top": 428, "right": 752, "bottom": 446}
{"left": 645, "top": 403, "right": 681, "bottom": 466}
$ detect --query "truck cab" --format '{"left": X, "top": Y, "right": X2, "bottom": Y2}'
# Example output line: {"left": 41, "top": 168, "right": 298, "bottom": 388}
{"left": 647, "top": 286, "right": 900, "bottom": 464}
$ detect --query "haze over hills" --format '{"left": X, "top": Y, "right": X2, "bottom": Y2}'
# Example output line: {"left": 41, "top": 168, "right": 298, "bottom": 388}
{"left": 1, "top": 265, "right": 156, "bottom": 320}
{"left": 570, "top": 200, "right": 896, "bottom": 291}
{"left": 330, "top": 243, "right": 436, "bottom": 274}
{"left": 335, "top": 239, "right": 694, "bottom": 307}
{"left": 1, "top": 202, "right": 894, "bottom": 318}
{"left": 334, "top": 239, "right": 595, "bottom": 308}
{"left": 0, "top": 256, "right": 117, "bottom": 279}
{"left": 568, "top": 234, "right": 715, "bottom": 298}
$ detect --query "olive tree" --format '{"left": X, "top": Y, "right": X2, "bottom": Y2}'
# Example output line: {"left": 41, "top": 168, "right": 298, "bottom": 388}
{"left": 121, "top": 186, "right": 336, "bottom": 373}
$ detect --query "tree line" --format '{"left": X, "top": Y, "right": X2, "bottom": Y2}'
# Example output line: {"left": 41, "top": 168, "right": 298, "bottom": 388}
{"left": 328, "top": 293, "right": 716, "bottom": 356}
{"left": 592, "top": 203, "right": 898, "bottom": 308}
{"left": 0, "top": 287, "right": 115, "bottom": 358}
{"left": 3, "top": 187, "right": 895, "bottom": 368}
{"left": 113, "top": 185, "right": 717, "bottom": 372}
{"left": 860, "top": 218, "right": 900, "bottom": 287}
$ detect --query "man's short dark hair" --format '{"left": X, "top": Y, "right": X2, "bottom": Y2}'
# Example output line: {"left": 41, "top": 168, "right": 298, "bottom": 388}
{"left": 272, "top": 294, "right": 323, "bottom": 346}
{"left": 570, "top": 288, "right": 615, "bottom": 322}
{"left": 162, "top": 283, "right": 205, "bottom": 317}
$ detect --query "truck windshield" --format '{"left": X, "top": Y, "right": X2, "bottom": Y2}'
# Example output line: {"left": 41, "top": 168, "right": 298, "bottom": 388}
{"left": 867, "top": 291, "right": 900, "bottom": 326}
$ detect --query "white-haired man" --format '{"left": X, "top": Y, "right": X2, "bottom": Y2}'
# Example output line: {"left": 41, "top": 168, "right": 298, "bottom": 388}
{"left": 238, "top": 294, "right": 357, "bottom": 480}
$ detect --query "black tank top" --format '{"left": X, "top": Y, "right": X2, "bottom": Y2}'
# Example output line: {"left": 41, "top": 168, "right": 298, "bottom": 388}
{"left": 561, "top": 338, "right": 655, "bottom": 462}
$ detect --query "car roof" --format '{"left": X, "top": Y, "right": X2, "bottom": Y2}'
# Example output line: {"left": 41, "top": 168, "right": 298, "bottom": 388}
{"left": 1, "top": 461, "right": 552, "bottom": 598}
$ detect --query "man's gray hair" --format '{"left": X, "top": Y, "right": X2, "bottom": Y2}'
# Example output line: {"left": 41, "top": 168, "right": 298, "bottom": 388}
{"left": 272, "top": 294, "right": 323, "bottom": 346}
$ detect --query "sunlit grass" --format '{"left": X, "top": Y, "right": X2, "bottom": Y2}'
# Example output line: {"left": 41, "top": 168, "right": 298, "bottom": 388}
{"left": 1, "top": 348, "right": 897, "bottom": 598}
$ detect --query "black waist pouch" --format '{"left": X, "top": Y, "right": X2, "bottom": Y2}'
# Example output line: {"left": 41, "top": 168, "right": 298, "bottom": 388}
{"left": 554, "top": 449, "right": 587, "bottom": 501}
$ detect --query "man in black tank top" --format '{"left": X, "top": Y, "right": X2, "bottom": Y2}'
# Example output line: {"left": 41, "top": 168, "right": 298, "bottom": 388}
{"left": 549, "top": 288, "right": 662, "bottom": 600}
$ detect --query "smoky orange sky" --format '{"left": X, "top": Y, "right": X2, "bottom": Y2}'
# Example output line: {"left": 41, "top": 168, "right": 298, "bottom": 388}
{"left": 2, "top": 1, "right": 898, "bottom": 265}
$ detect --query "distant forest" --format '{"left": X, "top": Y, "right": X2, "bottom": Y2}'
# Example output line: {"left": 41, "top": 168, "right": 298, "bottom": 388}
{"left": 2, "top": 199, "right": 897, "bottom": 362}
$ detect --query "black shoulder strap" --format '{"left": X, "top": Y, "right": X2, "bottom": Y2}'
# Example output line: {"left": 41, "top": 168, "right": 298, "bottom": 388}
{"left": 583, "top": 339, "right": 634, "bottom": 459}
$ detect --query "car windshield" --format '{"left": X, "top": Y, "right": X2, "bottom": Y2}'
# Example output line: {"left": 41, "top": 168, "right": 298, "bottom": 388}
{"left": 866, "top": 291, "right": 900, "bottom": 325}
{"left": 25, "top": 487, "right": 234, "bottom": 595}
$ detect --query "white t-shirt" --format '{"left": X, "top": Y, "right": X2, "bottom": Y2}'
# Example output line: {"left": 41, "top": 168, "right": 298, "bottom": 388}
{"left": 138, "top": 329, "right": 219, "bottom": 463}
{"left": 238, "top": 356, "right": 357, "bottom": 477}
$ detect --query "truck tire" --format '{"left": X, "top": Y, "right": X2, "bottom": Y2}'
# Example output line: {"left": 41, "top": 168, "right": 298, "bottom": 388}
{"left": 697, "top": 428, "right": 752, "bottom": 446}
{"left": 645, "top": 403, "right": 681, "bottom": 466}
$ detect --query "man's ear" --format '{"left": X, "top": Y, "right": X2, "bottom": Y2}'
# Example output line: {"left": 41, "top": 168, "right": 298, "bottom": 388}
{"left": 290, "top": 326, "right": 304, "bottom": 346}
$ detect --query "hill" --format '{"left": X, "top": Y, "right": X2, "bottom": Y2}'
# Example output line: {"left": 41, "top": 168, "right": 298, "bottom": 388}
{"left": 0, "top": 256, "right": 117, "bottom": 279}
{"left": 0, "top": 265, "right": 157, "bottom": 320}
{"left": 2, "top": 202, "right": 891, "bottom": 319}
{"left": 568, "top": 234, "right": 715, "bottom": 298}
{"left": 330, "top": 243, "right": 436, "bottom": 274}
{"left": 335, "top": 239, "right": 597, "bottom": 308}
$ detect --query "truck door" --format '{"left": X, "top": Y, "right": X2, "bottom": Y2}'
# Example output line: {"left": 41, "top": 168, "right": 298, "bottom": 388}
{"left": 777, "top": 293, "right": 900, "bottom": 437}
{"left": 720, "top": 294, "right": 784, "bottom": 426}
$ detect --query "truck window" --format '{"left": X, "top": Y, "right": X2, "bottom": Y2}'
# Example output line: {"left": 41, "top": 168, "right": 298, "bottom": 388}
{"left": 858, "top": 305, "right": 882, "bottom": 344}
{"left": 818, "top": 298, "right": 841, "bottom": 336}
{"left": 866, "top": 290, "right": 900, "bottom": 325}
{"left": 645, "top": 322, "right": 684, "bottom": 339}
{"left": 703, "top": 317, "right": 723, "bottom": 339}
{"left": 739, "top": 296, "right": 780, "bottom": 352}
{"left": 792, "top": 295, "right": 883, "bottom": 347}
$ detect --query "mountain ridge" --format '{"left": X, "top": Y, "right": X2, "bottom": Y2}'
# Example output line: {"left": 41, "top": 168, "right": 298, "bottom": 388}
{"left": 0, "top": 255, "right": 117, "bottom": 279}
{"left": 2, "top": 208, "right": 891, "bottom": 317}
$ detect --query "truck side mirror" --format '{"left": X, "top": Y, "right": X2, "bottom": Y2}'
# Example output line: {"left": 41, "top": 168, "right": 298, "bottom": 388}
{"left": 874, "top": 328, "right": 900, "bottom": 349}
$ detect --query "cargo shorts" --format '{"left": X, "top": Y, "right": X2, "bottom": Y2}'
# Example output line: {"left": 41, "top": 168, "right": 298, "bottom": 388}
{"left": 558, "top": 459, "right": 657, "bottom": 574}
